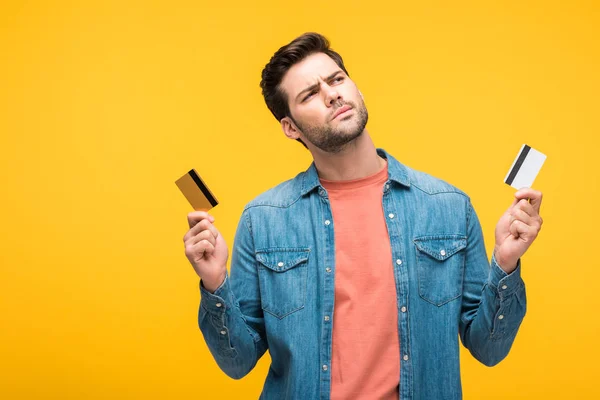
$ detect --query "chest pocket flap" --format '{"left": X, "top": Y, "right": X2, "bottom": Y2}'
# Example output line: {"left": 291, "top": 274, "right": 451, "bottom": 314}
{"left": 413, "top": 236, "right": 467, "bottom": 261}
{"left": 255, "top": 249, "right": 309, "bottom": 272}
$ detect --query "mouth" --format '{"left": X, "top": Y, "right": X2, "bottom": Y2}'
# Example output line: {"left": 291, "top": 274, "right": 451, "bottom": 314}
{"left": 332, "top": 105, "right": 353, "bottom": 120}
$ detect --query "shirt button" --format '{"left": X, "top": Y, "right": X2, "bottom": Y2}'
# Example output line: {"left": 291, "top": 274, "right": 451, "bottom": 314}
{"left": 386, "top": 184, "right": 390, "bottom": 190}
{"left": 322, "top": 365, "right": 328, "bottom": 371}
{"left": 403, "top": 355, "right": 409, "bottom": 361}
{"left": 278, "top": 262, "right": 284, "bottom": 267}
{"left": 220, "top": 330, "right": 227, "bottom": 335}
{"left": 325, "top": 220, "right": 331, "bottom": 226}
{"left": 324, "top": 315, "right": 330, "bottom": 321}
{"left": 396, "top": 259, "right": 402, "bottom": 265}
{"left": 216, "top": 303, "right": 222, "bottom": 308}
{"left": 440, "top": 249, "right": 446, "bottom": 256}
{"left": 498, "top": 315, "right": 504, "bottom": 320}
{"left": 325, "top": 267, "right": 332, "bottom": 273}
{"left": 401, "top": 306, "right": 407, "bottom": 313}
{"left": 502, "top": 285, "right": 508, "bottom": 290}
{"left": 388, "top": 213, "right": 395, "bottom": 219}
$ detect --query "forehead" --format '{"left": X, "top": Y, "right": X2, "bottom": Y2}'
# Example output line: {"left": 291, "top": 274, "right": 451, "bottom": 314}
{"left": 280, "top": 52, "right": 342, "bottom": 98}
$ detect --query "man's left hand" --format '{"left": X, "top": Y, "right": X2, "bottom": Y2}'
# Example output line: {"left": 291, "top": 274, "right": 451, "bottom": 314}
{"left": 494, "top": 188, "right": 544, "bottom": 274}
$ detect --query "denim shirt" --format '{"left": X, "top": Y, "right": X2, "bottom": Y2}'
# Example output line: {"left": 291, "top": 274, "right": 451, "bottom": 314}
{"left": 198, "top": 148, "right": 526, "bottom": 400}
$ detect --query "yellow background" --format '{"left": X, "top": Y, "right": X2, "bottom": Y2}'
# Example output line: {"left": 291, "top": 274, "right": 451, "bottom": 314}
{"left": 1, "top": 1, "right": 598, "bottom": 398}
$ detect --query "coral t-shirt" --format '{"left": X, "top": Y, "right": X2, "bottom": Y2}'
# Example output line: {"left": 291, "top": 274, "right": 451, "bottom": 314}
{"left": 320, "top": 159, "right": 400, "bottom": 400}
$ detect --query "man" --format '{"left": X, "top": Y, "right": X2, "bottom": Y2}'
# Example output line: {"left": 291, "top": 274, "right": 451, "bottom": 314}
{"left": 183, "top": 33, "right": 543, "bottom": 400}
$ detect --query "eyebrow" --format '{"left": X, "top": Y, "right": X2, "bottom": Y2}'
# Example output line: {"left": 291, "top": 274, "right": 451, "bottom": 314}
{"left": 295, "top": 70, "right": 344, "bottom": 102}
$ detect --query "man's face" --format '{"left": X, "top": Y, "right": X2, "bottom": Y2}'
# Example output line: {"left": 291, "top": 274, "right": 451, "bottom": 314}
{"left": 280, "top": 52, "right": 368, "bottom": 153}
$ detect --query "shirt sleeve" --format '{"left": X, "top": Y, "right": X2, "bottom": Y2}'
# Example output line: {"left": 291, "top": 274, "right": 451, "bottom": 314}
{"left": 198, "top": 208, "right": 268, "bottom": 379}
{"left": 458, "top": 198, "right": 527, "bottom": 366}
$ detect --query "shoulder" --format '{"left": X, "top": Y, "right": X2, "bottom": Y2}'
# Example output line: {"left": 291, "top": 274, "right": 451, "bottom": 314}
{"left": 382, "top": 148, "right": 469, "bottom": 200}
{"left": 243, "top": 171, "right": 305, "bottom": 210}
{"left": 406, "top": 165, "right": 469, "bottom": 200}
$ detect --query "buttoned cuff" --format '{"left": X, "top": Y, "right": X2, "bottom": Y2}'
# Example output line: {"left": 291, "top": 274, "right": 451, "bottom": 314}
{"left": 488, "top": 254, "right": 524, "bottom": 298}
{"left": 200, "top": 273, "right": 231, "bottom": 316}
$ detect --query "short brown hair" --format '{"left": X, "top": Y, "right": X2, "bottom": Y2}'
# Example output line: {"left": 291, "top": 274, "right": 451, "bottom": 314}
{"left": 260, "top": 32, "right": 350, "bottom": 148}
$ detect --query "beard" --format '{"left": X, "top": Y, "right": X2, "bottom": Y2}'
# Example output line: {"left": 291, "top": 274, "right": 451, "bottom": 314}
{"left": 292, "top": 99, "right": 369, "bottom": 154}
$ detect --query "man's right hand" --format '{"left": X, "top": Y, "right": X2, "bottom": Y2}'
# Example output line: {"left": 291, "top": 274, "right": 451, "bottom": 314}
{"left": 183, "top": 211, "right": 229, "bottom": 293}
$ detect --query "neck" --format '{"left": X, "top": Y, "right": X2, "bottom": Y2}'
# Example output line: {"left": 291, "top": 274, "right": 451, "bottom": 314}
{"left": 311, "top": 130, "right": 385, "bottom": 181}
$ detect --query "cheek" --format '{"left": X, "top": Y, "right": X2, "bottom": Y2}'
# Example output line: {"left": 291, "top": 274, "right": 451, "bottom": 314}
{"left": 346, "top": 87, "right": 361, "bottom": 104}
{"left": 298, "top": 104, "right": 328, "bottom": 125}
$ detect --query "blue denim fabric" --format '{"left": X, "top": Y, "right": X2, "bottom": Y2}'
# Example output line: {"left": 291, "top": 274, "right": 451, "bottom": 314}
{"left": 198, "top": 148, "right": 526, "bottom": 400}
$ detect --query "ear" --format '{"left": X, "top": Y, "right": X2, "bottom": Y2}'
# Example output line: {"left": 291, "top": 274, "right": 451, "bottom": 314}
{"left": 281, "top": 117, "right": 302, "bottom": 140}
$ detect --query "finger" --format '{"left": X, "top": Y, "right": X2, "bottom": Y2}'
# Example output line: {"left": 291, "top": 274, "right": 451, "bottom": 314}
{"left": 515, "top": 188, "right": 543, "bottom": 213}
{"left": 185, "top": 240, "right": 216, "bottom": 262}
{"left": 184, "top": 217, "right": 218, "bottom": 242}
{"left": 510, "top": 220, "right": 538, "bottom": 242}
{"left": 190, "top": 229, "right": 216, "bottom": 247}
{"left": 509, "top": 219, "right": 520, "bottom": 238}
{"left": 184, "top": 222, "right": 220, "bottom": 246}
{"left": 511, "top": 208, "right": 533, "bottom": 225}
{"left": 187, "top": 211, "right": 215, "bottom": 229}
{"left": 514, "top": 199, "right": 536, "bottom": 218}
{"left": 509, "top": 219, "right": 529, "bottom": 239}
{"left": 191, "top": 218, "right": 220, "bottom": 239}
{"left": 195, "top": 240, "right": 216, "bottom": 256}
{"left": 205, "top": 221, "right": 221, "bottom": 240}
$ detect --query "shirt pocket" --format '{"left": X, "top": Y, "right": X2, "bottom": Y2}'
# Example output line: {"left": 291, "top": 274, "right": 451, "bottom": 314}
{"left": 255, "top": 248, "right": 310, "bottom": 319}
{"left": 413, "top": 235, "right": 466, "bottom": 306}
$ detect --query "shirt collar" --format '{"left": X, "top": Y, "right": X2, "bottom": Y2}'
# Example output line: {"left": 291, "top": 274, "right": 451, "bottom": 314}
{"left": 300, "top": 148, "right": 411, "bottom": 196}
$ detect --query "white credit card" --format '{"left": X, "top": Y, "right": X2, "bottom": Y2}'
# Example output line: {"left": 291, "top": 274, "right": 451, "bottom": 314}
{"left": 504, "top": 144, "right": 547, "bottom": 189}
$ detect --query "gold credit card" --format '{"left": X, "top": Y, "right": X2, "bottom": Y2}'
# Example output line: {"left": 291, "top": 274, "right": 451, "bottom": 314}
{"left": 175, "top": 169, "right": 218, "bottom": 211}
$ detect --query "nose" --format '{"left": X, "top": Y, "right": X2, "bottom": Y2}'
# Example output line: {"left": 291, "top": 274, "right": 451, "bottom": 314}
{"left": 324, "top": 84, "right": 342, "bottom": 107}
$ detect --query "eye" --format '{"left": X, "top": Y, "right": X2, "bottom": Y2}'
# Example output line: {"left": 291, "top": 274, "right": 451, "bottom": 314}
{"left": 303, "top": 90, "right": 317, "bottom": 101}
{"left": 332, "top": 76, "right": 344, "bottom": 84}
